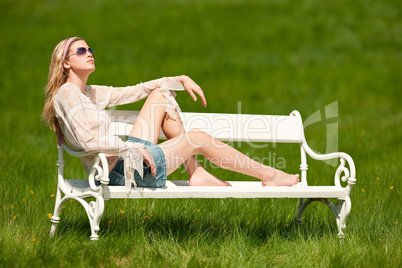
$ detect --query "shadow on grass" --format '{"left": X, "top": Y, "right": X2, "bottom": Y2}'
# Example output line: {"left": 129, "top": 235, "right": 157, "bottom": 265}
{"left": 139, "top": 213, "right": 337, "bottom": 242}
{"left": 51, "top": 198, "right": 339, "bottom": 242}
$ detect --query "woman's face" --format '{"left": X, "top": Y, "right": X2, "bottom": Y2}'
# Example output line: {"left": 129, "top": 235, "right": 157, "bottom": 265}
{"left": 64, "top": 40, "right": 95, "bottom": 74}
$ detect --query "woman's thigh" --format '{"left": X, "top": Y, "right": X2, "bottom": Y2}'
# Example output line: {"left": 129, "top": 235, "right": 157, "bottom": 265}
{"left": 129, "top": 89, "right": 166, "bottom": 144}
{"left": 158, "top": 129, "right": 208, "bottom": 175}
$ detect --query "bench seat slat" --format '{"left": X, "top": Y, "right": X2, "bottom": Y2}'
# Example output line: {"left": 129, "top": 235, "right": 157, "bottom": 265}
{"left": 66, "top": 179, "right": 346, "bottom": 199}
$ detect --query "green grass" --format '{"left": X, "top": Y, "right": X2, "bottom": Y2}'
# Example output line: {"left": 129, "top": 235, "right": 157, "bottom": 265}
{"left": 1, "top": 0, "right": 401, "bottom": 266}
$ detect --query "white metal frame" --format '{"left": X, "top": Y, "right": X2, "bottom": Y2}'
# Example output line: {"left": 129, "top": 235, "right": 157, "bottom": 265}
{"left": 49, "top": 110, "right": 356, "bottom": 240}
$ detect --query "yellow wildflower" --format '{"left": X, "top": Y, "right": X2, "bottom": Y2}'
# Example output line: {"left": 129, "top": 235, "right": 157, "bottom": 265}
{"left": 30, "top": 190, "right": 34, "bottom": 194}
{"left": 48, "top": 213, "right": 53, "bottom": 219}
{"left": 33, "top": 238, "right": 36, "bottom": 242}
{"left": 13, "top": 215, "right": 19, "bottom": 220}
{"left": 11, "top": 205, "right": 14, "bottom": 209}
{"left": 376, "top": 177, "right": 380, "bottom": 181}
{"left": 50, "top": 194, "right": 55, "bottom": 198}
{"left": 120, "top": 209, "right": 125, "bottom": 214}
{"left": 361, "top": 189, "right": 365, "bottom": 192}
{"left": 390, "top": 186, "right": 394, "bottom": 190}
{"left": 197, "top": 209, "right": 200, "bottom": 213}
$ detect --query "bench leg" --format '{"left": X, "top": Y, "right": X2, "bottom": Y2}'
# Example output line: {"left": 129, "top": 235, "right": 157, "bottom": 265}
{"left": 50, "top": 187, "right": 65, "bottom": 238}
{"left": 86, "top": 197, "right": 105, "bottom": 241}
{"left": 333, "top": 197, "right": 351, "bottom": 238}
{"left": 69, "top": 196, "right": 105, "bottom": 241}
{"left": 49, "top": 187, "right": 105, "bottom": 240}
{"left": 295, "top": 197, "right": 351, "bottom": 238}
{"left": 295, "top": 198, "right": 313, "bottom": 224}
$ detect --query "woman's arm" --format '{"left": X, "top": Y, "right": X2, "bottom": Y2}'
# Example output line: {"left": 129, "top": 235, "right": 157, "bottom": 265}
{"left": 87, "top": 77, "right": 185, "bottom": 108}
{"left": 88, "top": 75, "right": 207, "bottom": 108}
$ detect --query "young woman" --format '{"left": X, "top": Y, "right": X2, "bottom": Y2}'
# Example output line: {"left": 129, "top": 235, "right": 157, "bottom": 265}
{"left": 42, "top": 37, "right": 299, "bottom": 188}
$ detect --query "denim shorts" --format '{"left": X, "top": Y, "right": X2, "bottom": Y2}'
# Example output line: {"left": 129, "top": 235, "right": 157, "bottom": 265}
{"left": 107, "top": 137, "right": 167, "bottom": 187}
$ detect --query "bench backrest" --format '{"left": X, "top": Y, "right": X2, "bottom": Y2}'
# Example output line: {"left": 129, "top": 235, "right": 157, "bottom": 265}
{"left": 106, "top": 110, "right": 303, "bottom": 143}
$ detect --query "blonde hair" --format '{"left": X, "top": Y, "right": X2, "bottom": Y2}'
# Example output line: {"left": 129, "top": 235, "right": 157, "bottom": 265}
{"left": 41, "top": 37, "right": 84, "bottom": 135}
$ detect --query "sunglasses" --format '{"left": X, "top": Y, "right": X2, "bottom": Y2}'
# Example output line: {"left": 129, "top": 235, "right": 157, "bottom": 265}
{"left": 67, "top": 47, "right": 94, "bottom": 58}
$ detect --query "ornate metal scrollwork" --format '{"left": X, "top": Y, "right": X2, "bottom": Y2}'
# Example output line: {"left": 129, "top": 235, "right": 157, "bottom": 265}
{"left": 88, "top": 201, "right": 96, "bottom": 219}
{"left": 335, "top": 158, "right": 350, "bottom": 187}
{"left": 88, "top": 154, "right": 110, "bottom": 191}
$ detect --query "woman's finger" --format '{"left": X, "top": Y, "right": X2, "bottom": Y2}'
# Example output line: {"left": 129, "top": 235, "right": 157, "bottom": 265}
{"left": 196, "top": 89, "right": 207, "bottom": 107}
{"left": 186, "top": 88, "right": 197, "bottom": 101}
{"left": 143, "top": 149, "right": 157, "bottom": 178}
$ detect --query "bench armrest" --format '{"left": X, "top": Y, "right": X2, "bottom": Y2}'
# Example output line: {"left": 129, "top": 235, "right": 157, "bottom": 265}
{"left": 60, "top": 142, "right": 110, "bottom": 191}
{"left": 61, "top": 142, "right": 91, "bottom": 157}
{"left": 302, "top": 140, "right": 356, "bottom": 193}
{"left": 290, "top": 110, "right": 356, "bottom": 192}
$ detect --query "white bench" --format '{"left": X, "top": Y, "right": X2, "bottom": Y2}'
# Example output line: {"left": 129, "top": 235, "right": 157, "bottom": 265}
{"left": 49, "top": 110, "right": 356, "bottom": 240}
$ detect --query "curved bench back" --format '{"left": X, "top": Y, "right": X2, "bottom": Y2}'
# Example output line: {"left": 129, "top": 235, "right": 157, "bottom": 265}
{"left": 106, "top": 110, "right": 304, "bottom": 143}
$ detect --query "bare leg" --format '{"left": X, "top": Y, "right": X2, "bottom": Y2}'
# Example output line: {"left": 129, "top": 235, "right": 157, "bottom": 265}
{"left": 159, "top": 129, "right": 299, "bottom": 186}
{"left": 159, "top": 100, "right": 230, "bottom": 186}
{"left": 128, "top": 89, "right": 229, "bottom": 186}
{"left": 128, "top": 89, "right": 166, "bottom": 143}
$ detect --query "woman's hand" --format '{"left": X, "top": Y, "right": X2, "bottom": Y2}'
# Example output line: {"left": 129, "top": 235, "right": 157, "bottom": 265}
{"left": 143, "top": 148, "right": 156, "bottom": 178}
{"left": 178, "top": 75, "right": 207, "bottom": 107}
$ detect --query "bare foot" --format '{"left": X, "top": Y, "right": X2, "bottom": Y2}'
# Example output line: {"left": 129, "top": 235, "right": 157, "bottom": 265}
{"left": 261, "top": 169, "right": 299, "bottom": 186}
{"left": 188, "top": 167, "right": 231, "bottom": 186}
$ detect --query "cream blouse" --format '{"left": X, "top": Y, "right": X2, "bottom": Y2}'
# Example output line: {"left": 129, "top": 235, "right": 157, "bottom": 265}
{"left": 54, "top": 76, "right": 185, "bottom": 189}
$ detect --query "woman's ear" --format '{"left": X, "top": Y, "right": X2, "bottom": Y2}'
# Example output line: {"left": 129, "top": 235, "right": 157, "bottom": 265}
{"left": 63, "top": 60, "right": 71, "bottom": 75}
{"left": 63, "top": 60, "right": 70, "bottom": 70}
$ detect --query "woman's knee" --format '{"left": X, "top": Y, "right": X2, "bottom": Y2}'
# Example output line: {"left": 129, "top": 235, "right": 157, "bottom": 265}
{"left": 148, "top": 88, "right": 166, "bottom": 100}
{"left": 188, "top": 128, "right": 207, "bottom": 136}
{"left": 145, "top": 88, "right": 169, "bottom": 115}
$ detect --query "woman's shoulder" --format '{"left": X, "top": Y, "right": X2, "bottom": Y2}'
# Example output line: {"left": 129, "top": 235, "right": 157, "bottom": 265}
{"left": 57, "top": 83, "right": 80, "bottom": 94}
{"left": 54, "top": 83, "right": 82, "bottom": 102}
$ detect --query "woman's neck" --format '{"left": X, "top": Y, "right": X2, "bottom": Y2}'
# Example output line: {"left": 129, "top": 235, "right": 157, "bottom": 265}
{"left": 66, "top": 72, "right": 88, "bottom": 93}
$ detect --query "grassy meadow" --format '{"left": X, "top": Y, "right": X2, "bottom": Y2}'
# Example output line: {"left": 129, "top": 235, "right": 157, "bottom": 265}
{"left": 0, "top": 0, "right": 401, "bottom": 266}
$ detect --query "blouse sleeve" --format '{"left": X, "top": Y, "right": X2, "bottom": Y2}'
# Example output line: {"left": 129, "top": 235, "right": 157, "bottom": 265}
{"left": 87, "top": 76, "right": 186, "bottom": 122}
